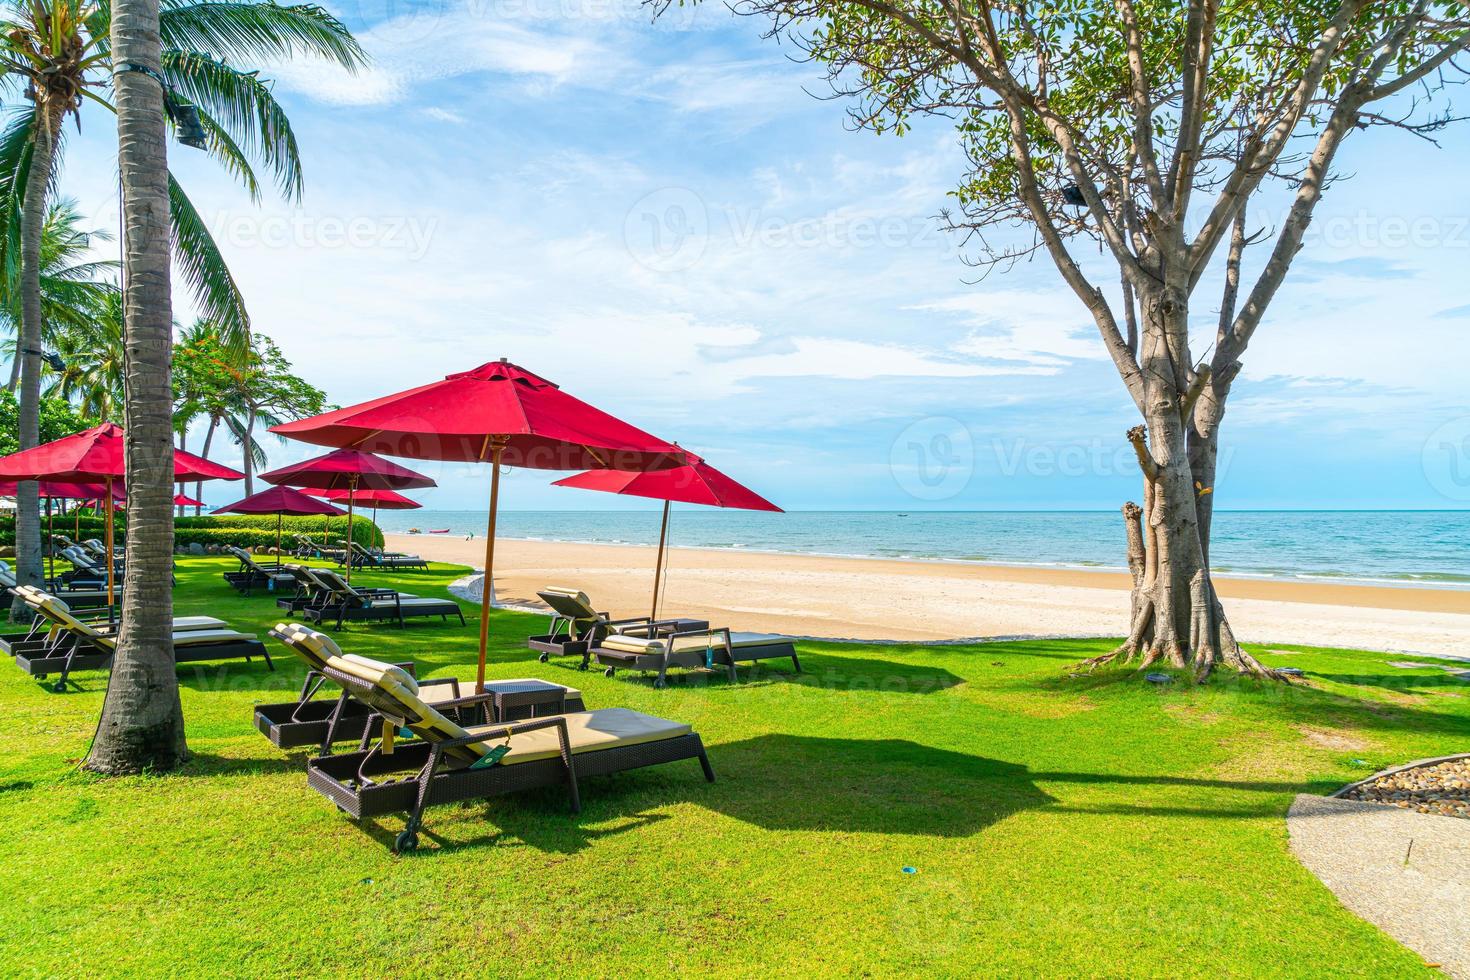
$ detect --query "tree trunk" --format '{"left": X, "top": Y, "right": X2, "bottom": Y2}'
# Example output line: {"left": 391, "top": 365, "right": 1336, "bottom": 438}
{"left": 242, "top": 407, "right": 256, "bottom": 495}
{"left": 1081, "top": 284, "right": 1277, "bottom": 680}
{"left": 9, "top": 101, "right": 64, "bottom": 620}
{"left": 85, "top": 0, "right": 189, "bottom": 773}
{"left": 195, "top": 415, "right": 218, "bottom": 516}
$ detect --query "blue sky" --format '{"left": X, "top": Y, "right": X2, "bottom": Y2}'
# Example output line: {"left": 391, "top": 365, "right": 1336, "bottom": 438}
{"left": 45, "top": 0, "right": 1470, "bottom": 511}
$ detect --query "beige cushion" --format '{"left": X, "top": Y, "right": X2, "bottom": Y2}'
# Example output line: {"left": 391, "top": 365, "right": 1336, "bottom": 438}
{"left": 321, "top": 653, "right": 485, "bottom": 764}
{"left": 326, "top": 651, "right": 419, "bottom": 696}
{"left": 462, "top": 708, "right": 690, "bottom": 766}
{"left": 173, "top": 629, "right": 257, "bottom": 646}
{"left": 602, "top": 631, "right": 787, "bottom": 655}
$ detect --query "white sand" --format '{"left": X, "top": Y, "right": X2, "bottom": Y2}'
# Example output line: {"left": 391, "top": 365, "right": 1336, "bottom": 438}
{"left": 388, "top": 533, "right": 1470, "bottom": 659}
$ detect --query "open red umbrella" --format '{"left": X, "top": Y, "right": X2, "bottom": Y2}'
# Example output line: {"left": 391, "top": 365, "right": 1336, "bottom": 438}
{"left": 214, "top": 485, "right": 345, "bottom": 561}
{"left": 0, "top": 423, "right": 245, "bottom": 605}
{"left": 260, "top": 449, "right": 434, "bottom": 583}
{"left": 553, "top": 452, "right": 782, "bottom": 620}
{"left": 311, "top": 487, "right": 420, "bottom": 542}
{"left": 173, "top": 492, "right": 207, "bottom": 508}
{"left": 271, "top": 358, "right": 681, "bottom": 691}
{"left": 0, "top": 480, "right": 125, "bottom": 581}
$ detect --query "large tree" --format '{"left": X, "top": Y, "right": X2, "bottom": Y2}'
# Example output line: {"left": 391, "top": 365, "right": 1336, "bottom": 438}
{"left": 685, "top": 0, "right": 1470, "bottom": 678}
{"left": 0, "top": 0, "right": 364, "bottom": 616}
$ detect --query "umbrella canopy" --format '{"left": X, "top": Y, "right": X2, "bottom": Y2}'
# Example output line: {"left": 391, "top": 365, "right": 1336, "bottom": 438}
{"left": 552, "top": 455, "right": 783, "bottom": 512}
{"left": 0, "top": 423, "right": 244, "bottom": 607}
{"left": 173, "top": 492, "right": 207, "bottom": 508}
{"left": 215, "top": 485, "right": 346, "bottom": 517}
{"left": 553, "top": 454, "right": 782, "bottom": 619}
{"left": 270, "top": 358, "right": 681, "bottom": 691}
{"left": 0, "top": 480, "right": 123, "bottom": 500}
{"left": 259, "top": 449, "right": 435, "bottom": 492}
{"left": 311, "top": 487, "right": 422, "bottom": 510}
{"left": 215, "top": 486, "right": 346, "bottom": 563}
{"left": 0, "top": 422, "right": 244, "bottom": 483}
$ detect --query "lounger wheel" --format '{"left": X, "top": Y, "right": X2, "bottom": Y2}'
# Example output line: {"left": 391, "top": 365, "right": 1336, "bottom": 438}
{"left": 653, "top": 678, "right": 666, "bottom": 690}
{"left": 51, "top": 678, "right": 66, "bottom": 693}
{"left": 395, "top": 830, "right": 419, "bottom": 853}
{"left": 603, "top": 666, "right": 615, "bottom": 678}
{"left": 538, "top": 652, "right": 549, "bottom": 663}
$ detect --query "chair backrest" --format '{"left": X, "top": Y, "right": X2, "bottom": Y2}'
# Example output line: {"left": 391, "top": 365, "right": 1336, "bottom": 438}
{"left": 62, "top": 547, "right": 100, "bottom": 571}
{"left": 311, "top": 568, "right": 361, "bottom": 601}
{"left": 280, "top": 625, "right": 486, "bottom": 764}
{"left": 538, "top": 587, "right": 599, "bottom": 625}
{"left": 269, "top": 621, "right": 344, "bottom": 671}
{"left": 27, "top": 591, "right": 113, "bottom": 649}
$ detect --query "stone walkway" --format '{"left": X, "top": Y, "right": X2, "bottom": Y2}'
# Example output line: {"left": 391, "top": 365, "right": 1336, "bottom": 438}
{"left": 1289, "top": 794, "right": 1470, "bottom": 977}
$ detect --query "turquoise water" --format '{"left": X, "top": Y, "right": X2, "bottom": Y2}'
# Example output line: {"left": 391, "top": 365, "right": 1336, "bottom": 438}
{"left": 378, "top": 510, "right": 1470, "bottom": 588}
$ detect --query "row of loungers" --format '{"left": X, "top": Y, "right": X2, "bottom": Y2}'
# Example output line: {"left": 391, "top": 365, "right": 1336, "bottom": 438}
{"left": 259, "top": 625, "right": 712, "bottom": 852}
{"left": 0, "top": 561, "right": 111, "bottom": 610}
{"left": 529, "top": 587, "right": 801, "bottom": 687}
{"left": 221, "top": 551, "right": 464, "bottom": 630}
{"left": 4, "top": 585, "right": 269, "bottom": 691}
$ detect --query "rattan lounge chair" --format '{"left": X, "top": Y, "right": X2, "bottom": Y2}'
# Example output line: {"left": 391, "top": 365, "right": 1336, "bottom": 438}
{"left": 255, "top": 624, "right": 585, "bottom": 753}
{"left": 223, "top": 546, "right": 297, "bottom": 596}
{"left": 298, "top": 637, "right": 714, "bottom": 851}
{"left": 3, "top": 585, "right": 227, "bottom": 657}
{"left": 526, "top": 587, "right": 701, "bottom": 666}
{"left": 300, "top": 568, "right": 464, "bottom": 631}
{"left": 0, "top": 562, "right": 111, "bottom": 611}
{"left": 592, "top": 628, "right": 801, "bottom": 688}
{"left": 12, "top": 588, "right": 270, "bottom": 691}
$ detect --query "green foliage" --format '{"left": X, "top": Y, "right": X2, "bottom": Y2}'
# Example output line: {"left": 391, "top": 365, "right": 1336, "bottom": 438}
{"left": 0, "top": 558, "right": 1464, "bottom": 974}
{"left": 0, "top": 388, "right": 94, "bottom": 456}
{"left": 0, "top": 513, "right": 381, "bottom": 548}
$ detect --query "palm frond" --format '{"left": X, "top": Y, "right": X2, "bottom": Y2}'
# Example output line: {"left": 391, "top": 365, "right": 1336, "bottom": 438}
{"left": 163, "top": 49, "right": 293, "bottom": 200}
{"left": 168, "top": 173, "right": 250, "bottom": 352}
{"left": 156, "top": 0, "right": 365, "bottom": 72}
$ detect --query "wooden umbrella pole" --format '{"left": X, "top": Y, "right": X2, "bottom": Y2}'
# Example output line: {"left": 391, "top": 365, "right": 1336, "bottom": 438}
{"left": 476, "top": 444, "right": 504, "bottom": 693}
{"left": 276, "top": 511, "right": 283, "bottom": 568}
{"left": 651, "top": 498, "right": 670, "bottom": 622}
{"left": 345, "top": 477, "right": 357, "bottom": 585}
{"left": 104, "top": 475, "right": 116, "bottom": 612}
{"left": 45, "top": 496, "right": 53, "bottom": 584}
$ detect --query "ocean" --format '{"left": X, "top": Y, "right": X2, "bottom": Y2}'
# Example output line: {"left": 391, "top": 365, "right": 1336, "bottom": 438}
{"left": 375, "top": 509, "right": 1470, "bottom": 589}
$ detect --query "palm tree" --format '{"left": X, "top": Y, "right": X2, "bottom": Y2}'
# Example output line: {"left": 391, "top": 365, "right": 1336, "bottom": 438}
{"left": 1, "top": 197, "right": 117, "bottom": 389}
{"left": 44, "top": 292, "right": 125, "bottom": 419}
{"left": 0, "top": 0, "right": 364, "bottom": 607}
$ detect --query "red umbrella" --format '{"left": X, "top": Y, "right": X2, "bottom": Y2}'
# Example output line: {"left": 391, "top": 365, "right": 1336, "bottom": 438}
{"left": 553, "top": 452, "right": 782, "bottom": 620}
{"left": 0, "top": 423, "right": 244, "bottom": 605}
{"left": 173, "top": 492, "right": 207, "bottom": 508}
{"left": 271, "top": 358, "right": 680, "bottom": 691}
{"left": 214, "top": 485, "right": 346, "bottom": 560}
{"left": 311, "top": 487, "right": 420, "bottom": 541}
{"left": 260, "top": 449, "right": 434, "bottom": 583}
{"left": 0, "top": 480, "right": 125, "bottom": 582}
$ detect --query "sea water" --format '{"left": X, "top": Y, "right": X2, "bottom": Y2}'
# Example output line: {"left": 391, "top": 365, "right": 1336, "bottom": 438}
{"left": 376, "top": 509, "right": 1470, "bottom": 588}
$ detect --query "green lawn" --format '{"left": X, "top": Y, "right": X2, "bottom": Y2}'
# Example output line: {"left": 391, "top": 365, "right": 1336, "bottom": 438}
{"left": 1, "top": 557, "right": 1464, "bottom": 976}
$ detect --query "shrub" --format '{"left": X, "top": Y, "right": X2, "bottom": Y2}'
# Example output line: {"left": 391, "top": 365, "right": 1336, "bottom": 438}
{"left": 0, "top": 513, "right": 383, "bottom": 549}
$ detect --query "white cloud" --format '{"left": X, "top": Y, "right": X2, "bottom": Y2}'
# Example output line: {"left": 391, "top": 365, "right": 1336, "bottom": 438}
{"left": 914, "top": 290, "right": 1105, "bottom": 365}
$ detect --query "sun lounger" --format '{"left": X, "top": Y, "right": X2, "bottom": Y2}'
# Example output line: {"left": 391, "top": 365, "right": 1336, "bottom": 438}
{"left": 296, "top": 635, "right": 713, "bottom": 851}
{"left": 526, "top": 587, "right": 706, "bottom": 665}
{"left": 4, "top": 585, "right": 226, "bottom": 657}
{"left": 222, "top": 546, "right": 298, "bottom": 596}
{"left": 255, "top": 624, "right": 586, "bottom": 753}
{"left": 0, "top": 562, "right": 111, "bottom": 610}
{"left": 12, "top": 588, "right": 269, "bottom": 691}
{"left": 592, "top": 628, "right": 801, "bottom": 687}
{"left": 298, "top": 568, "right": 464, "bottom": 630}
{"left": 347, "top": 541, "right": 428, "bottom": 571}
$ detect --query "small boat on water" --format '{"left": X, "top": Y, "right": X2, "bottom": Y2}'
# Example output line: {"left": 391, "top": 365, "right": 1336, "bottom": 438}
{"left": 428, "top": 528, "right": 450, "bottom": 534}
{"left": 406, "top": 528, "right": 422, "bottom": 535}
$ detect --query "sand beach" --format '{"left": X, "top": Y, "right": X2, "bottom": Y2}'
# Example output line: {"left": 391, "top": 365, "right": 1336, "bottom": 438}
{"left": 385, "top": 533, "right": 1470, "bottom": 659}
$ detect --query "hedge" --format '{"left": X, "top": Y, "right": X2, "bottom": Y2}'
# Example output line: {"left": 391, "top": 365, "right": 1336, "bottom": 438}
{"left": 0, "top": 513, "right": 383, "bottom": 550}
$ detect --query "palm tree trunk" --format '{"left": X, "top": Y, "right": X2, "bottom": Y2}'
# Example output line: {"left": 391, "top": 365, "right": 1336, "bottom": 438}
{"left": 194, "top": 415, "right": 218, "bottom": 516}
{"left": 9, "top": 101, "right": 64, "bottom": 620}
{"left": 86, "top": 0, "right": 188, "bottom": 773}
{"left": 243, "top": 406, "right": 256, "bottom": 495}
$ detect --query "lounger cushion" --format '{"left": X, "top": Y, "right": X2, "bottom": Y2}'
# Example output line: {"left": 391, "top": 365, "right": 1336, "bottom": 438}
{"left": 601, "top": 631, "right": 789, "bottom": 655}
{"left": 363, "top": 597, "right": 446, "bottom": 612}
{"left": 462, "top": 708, "right": 691, "bottom": 766}
{"left": 173, "top": 629, "right": 258, "bottom": 646}
{"left": 326, "top": 651, "right": 420, "bottom": 697}
{"left": 538, "top": 587, "right": 596, "bottom": 617}
{"left": 172, "top": 616, "right": 231, "bottom": 631}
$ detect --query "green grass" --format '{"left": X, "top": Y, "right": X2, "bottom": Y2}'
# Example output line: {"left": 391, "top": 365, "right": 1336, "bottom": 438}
{"left": 1, "top": 557, "right": 1465, "bottom": 976}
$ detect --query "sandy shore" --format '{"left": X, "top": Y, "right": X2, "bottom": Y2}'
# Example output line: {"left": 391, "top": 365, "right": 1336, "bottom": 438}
{"left": 386, "top": 533, "right": 1470, "bottom": 658}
